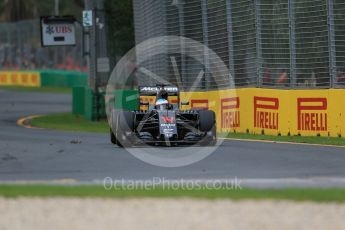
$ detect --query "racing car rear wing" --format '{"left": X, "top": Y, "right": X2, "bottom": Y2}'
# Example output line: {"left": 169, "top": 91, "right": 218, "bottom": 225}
{"left": 139, "top": 85, "right": 182, "bottom": 110}
{"left": 139, "top": 86, "right": 179, "bottom": 96}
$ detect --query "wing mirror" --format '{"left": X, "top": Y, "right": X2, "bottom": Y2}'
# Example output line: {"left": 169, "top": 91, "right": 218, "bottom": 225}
{"left": 180, "top": 101, "right": 189, "bottom": 106}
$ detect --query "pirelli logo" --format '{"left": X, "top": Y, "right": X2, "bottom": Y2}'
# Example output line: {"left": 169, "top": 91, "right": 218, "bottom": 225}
{"left": 139, "top": 96, "right": 155, "bottom": 104}
{"left": 297, "top": 98, "right": 327, "bottom": 132}
{"left": 221, "top": 97, "right": 240, "bottom": 129}
{"left": 254, "top": 96, "right": 279, "bottom": 130}
{"left": 139, "top": 96, "right": 178, "bottom": 104}
{"left": 139, "top": 96, "right": 178, "bottom": 110}
{"left": 191, "top": 99, "right": 209, "bottom": 110}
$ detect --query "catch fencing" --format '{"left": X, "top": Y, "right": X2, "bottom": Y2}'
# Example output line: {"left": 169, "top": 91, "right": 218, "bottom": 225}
{"left": 0, "top": 19, "right": 86, "bottom": 72}
{"left": 133, "top": 0, "right": 345, "bottom": 89}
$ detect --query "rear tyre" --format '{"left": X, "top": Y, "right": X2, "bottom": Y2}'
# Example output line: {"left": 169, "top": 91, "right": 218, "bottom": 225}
{"left": 199, "top": 110, "right": 216, "bottom": 132}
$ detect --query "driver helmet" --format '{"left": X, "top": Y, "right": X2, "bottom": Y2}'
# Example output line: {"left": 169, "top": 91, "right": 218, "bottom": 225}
{"left": 157, "top": 89, "right": 169, "bottom": 100}
{"left": 156, "top": 89, "right": 169, "bottom": 109}
{"left": 156, "top": 98, "right": 169, "bottom": 110}
{"left": 156, "top": 98, "right": 169, "bottom": 106}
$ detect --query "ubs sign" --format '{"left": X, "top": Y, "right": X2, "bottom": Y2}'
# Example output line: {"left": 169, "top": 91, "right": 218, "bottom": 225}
{"left": 40, "top": 16, "right": 76, "bottom": 46}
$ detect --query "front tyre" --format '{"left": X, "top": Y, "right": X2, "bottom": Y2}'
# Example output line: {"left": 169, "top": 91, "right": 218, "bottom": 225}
{"left": 200, "top": 126, "right": 217, "bottom": 146}
{"left": 199, "top": 110, "right": 217, "bottom": 146}
{"left": 110, "top": 109, "right": 118, "bottom": 145}
{"left": 116, "top": 111, "right": 135, "bottom": 148}
{"left": 110, "top": 128, "right": 117, "bottom": 144}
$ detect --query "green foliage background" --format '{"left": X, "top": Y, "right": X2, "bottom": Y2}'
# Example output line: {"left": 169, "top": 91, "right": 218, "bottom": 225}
{"left": 0, "top": 0, "right": 83, "bottom": 22}
{"left": 104, "top": 0, "right": 135, "bottom": 60}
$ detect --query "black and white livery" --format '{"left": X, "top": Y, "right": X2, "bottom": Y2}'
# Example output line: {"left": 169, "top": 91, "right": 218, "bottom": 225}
{"left": 110, "top": 85, "right": 216, "bottom": 147}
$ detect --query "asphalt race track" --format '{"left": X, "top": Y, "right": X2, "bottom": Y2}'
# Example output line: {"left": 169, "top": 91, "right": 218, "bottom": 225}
{"left": 1, "top": 89, "right": 345, "bottom": 188}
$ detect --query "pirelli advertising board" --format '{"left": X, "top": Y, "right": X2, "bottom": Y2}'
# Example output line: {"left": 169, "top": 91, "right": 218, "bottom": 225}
{"left": 0, "top": 72, "right": 41, "bottom": 87}
{"left": 180, "top": 88, "right": 345, "bottom": 138}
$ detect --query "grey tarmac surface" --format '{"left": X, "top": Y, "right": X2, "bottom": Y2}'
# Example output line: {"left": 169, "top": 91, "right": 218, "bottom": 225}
{"left": 1, "top": 89, "right": 345, "bottom": 188}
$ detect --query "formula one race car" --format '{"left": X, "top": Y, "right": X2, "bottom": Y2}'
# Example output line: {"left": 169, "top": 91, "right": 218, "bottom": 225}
{"left": 110, "top": 85, "right": 216, "bottom": 147}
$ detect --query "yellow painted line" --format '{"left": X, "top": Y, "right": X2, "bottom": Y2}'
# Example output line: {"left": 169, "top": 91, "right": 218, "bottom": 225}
{"left": 17, "top": 114, "right": 44, "bottom": 130}
{"left": 221, "top": 137, "right": 345, "bottom": 149}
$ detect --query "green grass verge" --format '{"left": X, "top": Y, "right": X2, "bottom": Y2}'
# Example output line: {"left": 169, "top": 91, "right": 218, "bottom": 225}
{"left": 0, "top": 185, "right": 344, "bottom": 202}
{"left": 30, "top": 112, "right": 108, "bottom": 133}
{"left": 227, "top": 132, "right": 345, "bottom": 146}
{"left": 0, "top": 86, "right": 71, "bottom": 94}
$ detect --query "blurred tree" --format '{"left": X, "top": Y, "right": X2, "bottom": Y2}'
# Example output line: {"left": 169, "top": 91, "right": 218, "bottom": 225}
{"left": 104, "top": 0, "right": 134, "bottom": 60}
{"left": 0, "top": 0, "right": 83, "bottom": 22}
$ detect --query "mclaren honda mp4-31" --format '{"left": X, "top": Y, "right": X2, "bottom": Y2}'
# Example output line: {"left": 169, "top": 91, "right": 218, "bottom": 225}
{"left": 110, "top": 85, "right": 216, "bottom": 147}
